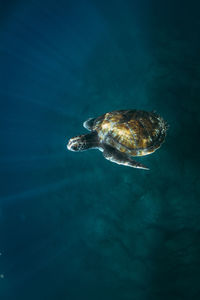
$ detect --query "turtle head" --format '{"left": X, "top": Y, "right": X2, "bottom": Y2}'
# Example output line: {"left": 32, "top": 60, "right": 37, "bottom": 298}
{"left": 67, "top": 132, "right": 99, "bottom": 152}
{"left": 67, "top": 135, "right": 87, "bottom": 152}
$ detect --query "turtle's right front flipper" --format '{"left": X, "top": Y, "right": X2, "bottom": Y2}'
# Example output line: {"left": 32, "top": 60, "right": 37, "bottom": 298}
{"left": 103, "top": 144, "right": 149, "bottom": 170}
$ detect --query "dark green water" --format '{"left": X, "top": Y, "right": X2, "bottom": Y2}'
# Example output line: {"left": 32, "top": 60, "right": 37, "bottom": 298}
{"left": 0, "top": 1, "right": 200, "bottom": 299}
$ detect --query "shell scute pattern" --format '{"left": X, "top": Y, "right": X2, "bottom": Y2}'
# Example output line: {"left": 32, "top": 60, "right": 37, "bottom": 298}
{"left": 92, "top": 110, "right": 167, "bottom": 156}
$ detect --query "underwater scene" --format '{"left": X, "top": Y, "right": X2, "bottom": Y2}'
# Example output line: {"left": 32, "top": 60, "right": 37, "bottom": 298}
{"left": 0, "top": 0, "right": 200, "bottom": 299}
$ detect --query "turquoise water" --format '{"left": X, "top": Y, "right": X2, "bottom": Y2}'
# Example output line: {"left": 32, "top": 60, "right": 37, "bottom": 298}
{"left": 0, "top": 1, "right": 200, "bottom": 299}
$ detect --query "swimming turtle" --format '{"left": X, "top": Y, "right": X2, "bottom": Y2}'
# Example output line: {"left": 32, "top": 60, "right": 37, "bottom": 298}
{"left": 67, "top": 110, "right": 168, "bottom": 170}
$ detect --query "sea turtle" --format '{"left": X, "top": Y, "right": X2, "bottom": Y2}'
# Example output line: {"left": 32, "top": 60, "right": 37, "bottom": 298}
{"left": 67, "top": 109, "right": 168, "bottom": 170}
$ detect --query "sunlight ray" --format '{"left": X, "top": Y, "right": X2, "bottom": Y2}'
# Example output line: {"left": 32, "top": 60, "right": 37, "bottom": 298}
{"left": 0, "top": 172, "right": 85, "bottom": 204}
{"left": 0, "top": 90, "right": 78, "bottom": 118}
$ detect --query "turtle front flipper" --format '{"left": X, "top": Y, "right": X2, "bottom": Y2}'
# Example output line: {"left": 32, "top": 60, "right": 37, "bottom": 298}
{"left": 103, "top": 144, "right": 149, "bottom": 170}
{"left": 83, "top": 118, "right": 96, "bottom": 131}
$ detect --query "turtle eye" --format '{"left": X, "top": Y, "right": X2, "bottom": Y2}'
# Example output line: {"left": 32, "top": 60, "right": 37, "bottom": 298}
{"left": 71, "top": 142, "right": 78, "bottom": 151}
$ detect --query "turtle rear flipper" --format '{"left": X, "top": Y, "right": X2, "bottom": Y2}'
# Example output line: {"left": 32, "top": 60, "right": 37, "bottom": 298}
{"left": 103, "top": 144, "right": 149, "bottom": 170}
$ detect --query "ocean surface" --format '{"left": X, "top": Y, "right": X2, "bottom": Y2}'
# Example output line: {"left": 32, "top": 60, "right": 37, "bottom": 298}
{"left": 0, "top": 1, "right": 200, "bottom": 299}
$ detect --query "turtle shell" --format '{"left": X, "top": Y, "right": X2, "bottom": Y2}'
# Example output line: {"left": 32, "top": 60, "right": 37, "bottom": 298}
{"left": 92, "top": 110, "right": 167, "bottom": 156}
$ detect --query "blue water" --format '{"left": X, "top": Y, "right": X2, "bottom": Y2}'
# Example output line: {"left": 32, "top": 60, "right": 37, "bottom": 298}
{"left": 1, "top": 1, "right": 200, "bottom": 299}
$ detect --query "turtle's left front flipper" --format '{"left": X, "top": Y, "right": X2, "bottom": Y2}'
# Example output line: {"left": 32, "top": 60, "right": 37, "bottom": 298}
{"left": 103, "top": 145, "right": 149, "bottom": 170}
